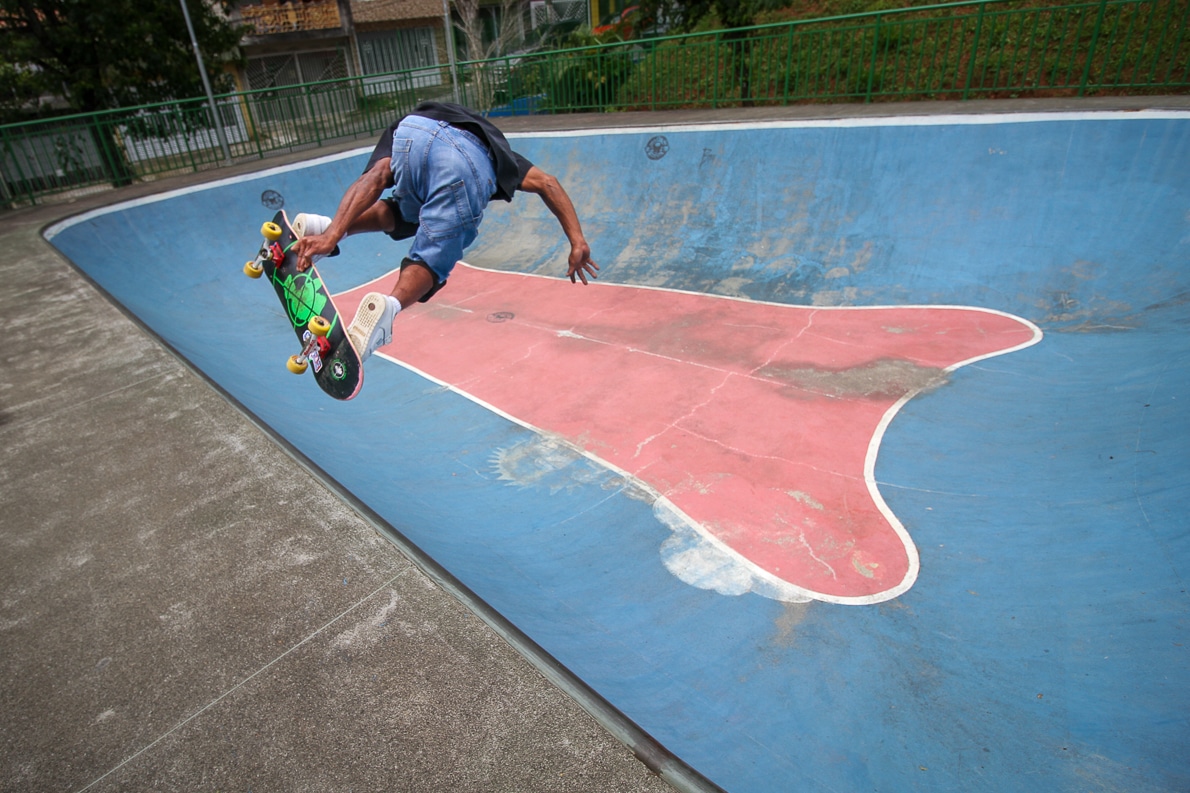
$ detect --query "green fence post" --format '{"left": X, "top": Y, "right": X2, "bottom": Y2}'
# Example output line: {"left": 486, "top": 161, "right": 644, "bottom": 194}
{"left": 0, "top": 127, "right": 30, "bottom": 207}
{"left": 306, "top": 84, "right": 323, "bottom": 146}
{"left": 245, "top": 93, "right": 265, "bottom": 160}
{"left": 963, "top": 1, "right": 988, "bottom": 99}
{"left": 782, "top": 24, "right": 794, "bottom": 103}
{"left": 713, "top": 32, "right": 722, "bottom": 108}
{"left": 650, "top": 44, "right": 657, "bottom": 111}
{"left": 866, "top": 13, "right": 882, "bottom": 102}
{"left": 92, "top": 113, "right": 134, "bottom": 188}
{"left": 1078, "top": 0, "right": 1111, "bottom": 95}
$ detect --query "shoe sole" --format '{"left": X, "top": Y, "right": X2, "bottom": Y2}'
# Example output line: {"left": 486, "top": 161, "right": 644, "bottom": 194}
{"left": 348, "top": 292, "right": 389, "bottom": 357}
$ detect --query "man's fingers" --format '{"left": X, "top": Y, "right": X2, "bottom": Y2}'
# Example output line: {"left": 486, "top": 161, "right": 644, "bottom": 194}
{"left": 567, "top": 255, "right": 597, "bottom": 286}
{"left": 569, "top": 263, "right": 594, "bottom": 285}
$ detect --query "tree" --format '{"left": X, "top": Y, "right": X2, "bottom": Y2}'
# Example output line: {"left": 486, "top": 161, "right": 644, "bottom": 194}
{"left": 452, "top": 0, "right": 527, "bottom": 109}
{"left": 0, "top": 0, "right": 245, "bottom": 183}
{"left": 0, "top": 0, "right": 244, "bottom": 115}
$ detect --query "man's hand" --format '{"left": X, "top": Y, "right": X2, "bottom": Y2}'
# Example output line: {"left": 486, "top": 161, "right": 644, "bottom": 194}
{"left": 295, "top": 233, "right": 339, "bottom": 272}
{"left": 294, "top": 158, "right": 393, "bottom": 271}
{"left": 568, "top": 240, "right": 599, "bottom": 285}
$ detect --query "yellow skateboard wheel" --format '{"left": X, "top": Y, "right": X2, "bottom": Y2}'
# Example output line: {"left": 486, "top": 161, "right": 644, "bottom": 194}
{"left": 262, "top": 221, "right": 283, "bottom": 241}
{"left": 287, "top": 355, "right": 308, "bottom": 374}
{"left": 308, "top": 316, "right": 331, "bottom": 337}
{"left": 244, "top": 260, "right": 264, "bottom": 278}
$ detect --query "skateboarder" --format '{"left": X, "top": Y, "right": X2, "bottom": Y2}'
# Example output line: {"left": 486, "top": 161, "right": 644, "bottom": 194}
{"left": 293, "top": 101, "right": 598, "bottom": 362}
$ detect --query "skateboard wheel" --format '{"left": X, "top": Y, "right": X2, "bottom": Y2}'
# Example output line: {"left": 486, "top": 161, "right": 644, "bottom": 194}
{"left": 261, "top": 221, "right": 283, "bottom": 241}
{"left": 287, "top": 355, "right": 308, "bottom": 374}
{"left": 243, "top": 260, "right": 264, "bottom": 278}
{"left": 308, "top": 316, "right": 331, "bottom": 337}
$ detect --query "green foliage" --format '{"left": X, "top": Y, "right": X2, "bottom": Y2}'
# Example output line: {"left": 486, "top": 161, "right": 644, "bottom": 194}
{"left": 0, "top": 63, "right": 49, "bottom": 123}
{"left": 613, "top": 39, "right": 725, "bottom": 109}
{"left": 607, "top": 0, "right": 1189, "bottom": 109}
{"left": 550, "top": 53, "right": 636, "bottom": 111}
{"left": 504, "top": 47, "right": 638, "bottom": 113}
{"left": 0, "top": 0, "right": 246, "bottom": 120}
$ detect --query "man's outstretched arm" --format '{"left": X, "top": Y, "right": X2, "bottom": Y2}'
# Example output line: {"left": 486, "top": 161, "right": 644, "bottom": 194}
{"left": 520, "top": 166, "right": 599, "bottom": 285}
{"left": 295, "top": 158, "right": 393, "bottom": 271}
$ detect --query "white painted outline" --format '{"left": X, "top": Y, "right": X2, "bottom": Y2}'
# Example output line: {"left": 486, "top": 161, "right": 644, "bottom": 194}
{"left": 43, "top": 109, "right": 1190, "bottom": 240}
{"left": 43, "top": 147, "right": 364, "bottom": 240}
{"left": 506, "top": 109, "right": 1190, "bottom": 140}
{"left": 366, "top": 260, "right": 1043, "bottom": 605}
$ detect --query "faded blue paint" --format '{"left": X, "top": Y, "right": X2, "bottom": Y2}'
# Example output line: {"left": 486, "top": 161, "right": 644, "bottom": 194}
{"left": 48, "top": 112, "right": 1190, "bottom": 793}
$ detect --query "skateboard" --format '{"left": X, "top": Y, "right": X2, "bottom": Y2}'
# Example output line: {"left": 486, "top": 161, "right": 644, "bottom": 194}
{"left": 243, "top": 210, "right": 363, "bottom": 400}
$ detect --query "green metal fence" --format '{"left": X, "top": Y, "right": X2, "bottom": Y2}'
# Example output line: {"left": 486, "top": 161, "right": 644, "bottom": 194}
{"left": 0, "top": 70, "right": 444, "bottom": 207}
{"left": 473, "top": 0, "right": 1189, "bottom": 111}
{"left": 2, "top": 0, "right": 1186, "bottom": 207}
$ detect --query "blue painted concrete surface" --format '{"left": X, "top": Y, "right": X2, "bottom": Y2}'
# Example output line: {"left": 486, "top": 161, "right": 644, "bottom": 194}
{"left": 47, "top": 111, "right": 1189, "bottom": 792}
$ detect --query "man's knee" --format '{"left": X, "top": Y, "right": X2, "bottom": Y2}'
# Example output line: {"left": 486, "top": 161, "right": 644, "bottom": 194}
{"left": 381, "top": 197, "right": 419, "bottom": 241}
{"left": 398, "top": 258, "right": 446, "bottom": 304}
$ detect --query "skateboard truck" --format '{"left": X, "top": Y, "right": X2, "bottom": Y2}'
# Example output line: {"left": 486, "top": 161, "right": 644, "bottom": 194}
{"left": 287, "top": 316, "right": 333, "bottom": 375}
{"left": 244, "top": 221, "right": 284, "bottom": 278}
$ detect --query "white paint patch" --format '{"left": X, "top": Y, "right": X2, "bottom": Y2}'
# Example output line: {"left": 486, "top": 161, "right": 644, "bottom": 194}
{"left": 655, "top": 501, "right": 813, "bottom": 603}
{"left": 492, "top": 434, "right": 625, "bottom": 494}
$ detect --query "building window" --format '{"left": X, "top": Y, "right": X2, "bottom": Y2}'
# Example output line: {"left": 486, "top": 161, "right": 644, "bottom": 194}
{"left": 358, "top": 28, "right": 438, "bottom": 75}
{"left": 246, "top": 50, "right": 349, "bottom": 90}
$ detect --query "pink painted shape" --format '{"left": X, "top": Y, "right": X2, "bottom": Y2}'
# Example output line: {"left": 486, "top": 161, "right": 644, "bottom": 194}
{"left": 338, "top": 265, "right": 1040, "bottom": 603}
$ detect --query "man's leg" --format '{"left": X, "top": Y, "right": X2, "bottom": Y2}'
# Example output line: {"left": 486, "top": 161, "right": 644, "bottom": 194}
{"left": 346, "top": 123, "right": 489, "bottom": 360}
{"left": 347, "top": 260, "right": 445, "bottom": 361}
{"left": 345, "top": 201, "right": 398, "bottom": 236}
{"left": 295, "top": 201, "right": 395, "bottom": 239}
{"left": 391, "top": 260, "right": 437, "bottom": 308}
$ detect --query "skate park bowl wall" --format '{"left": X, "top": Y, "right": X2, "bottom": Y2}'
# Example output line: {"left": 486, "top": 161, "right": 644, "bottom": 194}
{"left": 46, "top": 111, "right": 1190, "bottom": 793}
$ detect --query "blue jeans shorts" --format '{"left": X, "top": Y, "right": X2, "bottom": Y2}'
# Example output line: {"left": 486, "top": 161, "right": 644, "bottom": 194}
{"left": 389, "top": 116, "right": 497, "bottom": 284}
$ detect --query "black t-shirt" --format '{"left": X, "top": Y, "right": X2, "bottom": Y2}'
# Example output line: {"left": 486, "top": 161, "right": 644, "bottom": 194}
{"left": 364, "top": 101, "right": 534, "bottom": 202}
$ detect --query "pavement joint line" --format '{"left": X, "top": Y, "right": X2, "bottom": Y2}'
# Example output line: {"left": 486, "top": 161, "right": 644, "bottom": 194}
{"left": 71, "top": 570, "right": 411, "bottom": 793}
{"left": 6, "top": 369, "right": 185, "bottom": 430}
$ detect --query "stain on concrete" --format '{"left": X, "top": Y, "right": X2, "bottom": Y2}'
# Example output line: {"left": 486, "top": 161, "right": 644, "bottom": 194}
{"left": 492, "top": 434, "right": 625, "bottom": 494}
{"left": 757, "top": 358, "right": 950, "bottom": 400}
{"left": 771, "top": 601, "right": 812, "bottom": 649}
{"left": 1037, "top": 260, "right": 1137, "bottom": 332}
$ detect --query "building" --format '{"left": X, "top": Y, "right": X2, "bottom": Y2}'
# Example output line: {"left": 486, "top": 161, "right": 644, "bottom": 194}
{"left": 228, "top": 0, "right": 600, "bottom": 92}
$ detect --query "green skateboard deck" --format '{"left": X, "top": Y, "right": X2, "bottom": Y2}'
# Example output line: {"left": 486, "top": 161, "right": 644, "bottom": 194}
{"left": 245, "top": 210, "right": 363, "bottom": 400}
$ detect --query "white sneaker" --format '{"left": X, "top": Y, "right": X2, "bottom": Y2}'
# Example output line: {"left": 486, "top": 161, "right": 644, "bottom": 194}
{"left": 292, "top": 213, "right": 336, "bottom": 263}
{"left": 347, "top": 293, "right": 400, "bottom": 361}
{"left": 292, "top": 212, "right": 332, "bottom": 238}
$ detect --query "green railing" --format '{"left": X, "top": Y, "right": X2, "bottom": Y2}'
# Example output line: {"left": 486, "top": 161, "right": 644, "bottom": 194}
{"left": 2, "top": 0, "right": 1186, "bottom": 207}
{"left": 471, "top": 0, "right": 1189, "bottom": 111}
{"left": 0, "top": 70, "right": 445, "bottom": 207}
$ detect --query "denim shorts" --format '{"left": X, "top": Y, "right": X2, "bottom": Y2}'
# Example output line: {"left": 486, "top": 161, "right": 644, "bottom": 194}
{"left": 389, "top": 115, "right": 496, "bottom": 283}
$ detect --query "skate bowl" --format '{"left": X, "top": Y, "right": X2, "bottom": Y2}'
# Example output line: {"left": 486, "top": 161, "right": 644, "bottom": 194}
{"left": 46, "top": 109, "right": 1190, "bottom": 793}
